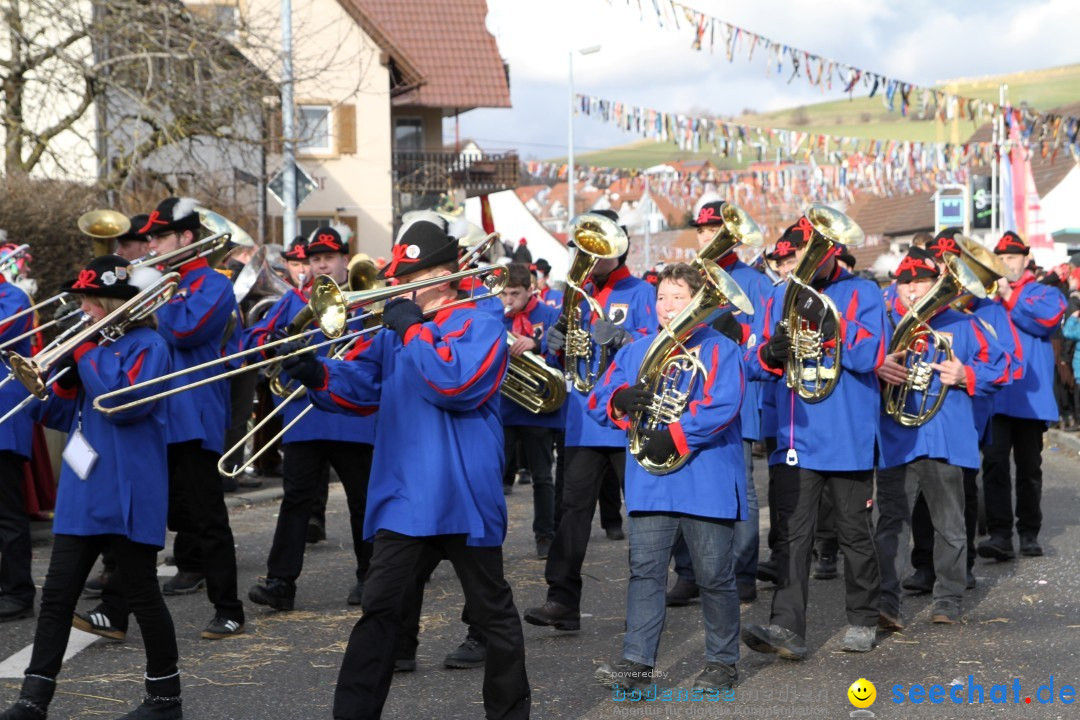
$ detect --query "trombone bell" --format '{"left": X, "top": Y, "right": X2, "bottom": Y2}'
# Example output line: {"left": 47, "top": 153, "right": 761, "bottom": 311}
{"left": 78, "top": 209, "right": 132, "bottom": 240}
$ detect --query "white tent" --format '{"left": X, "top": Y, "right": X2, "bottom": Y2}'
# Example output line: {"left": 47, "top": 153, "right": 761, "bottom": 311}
{"left": 465, "top": 190, "right": 571, "bottom": 282}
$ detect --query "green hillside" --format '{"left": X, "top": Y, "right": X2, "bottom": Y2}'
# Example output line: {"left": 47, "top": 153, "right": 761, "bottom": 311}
{"left": 565, "top": 63, "right": 1080, "bottom": 169}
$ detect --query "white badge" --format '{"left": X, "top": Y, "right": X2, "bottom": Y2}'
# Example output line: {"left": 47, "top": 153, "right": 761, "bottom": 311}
{"left": 63, "top": 428, "right": 98, "bottom": 480}
{"left": 785, "top": 448, "right": 799, "bottom": 467}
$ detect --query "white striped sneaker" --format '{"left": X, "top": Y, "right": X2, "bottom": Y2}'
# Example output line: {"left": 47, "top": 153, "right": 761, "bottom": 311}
{"left": 73, "top": 610, "right": 126, "bottom": 641}
{"left": 200, "top": 616, "right": 245, "bottom": 639}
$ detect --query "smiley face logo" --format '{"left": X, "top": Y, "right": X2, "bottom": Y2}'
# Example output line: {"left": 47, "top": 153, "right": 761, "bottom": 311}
{"left": 848, "top": 678, "right": 876, "bottom": 708}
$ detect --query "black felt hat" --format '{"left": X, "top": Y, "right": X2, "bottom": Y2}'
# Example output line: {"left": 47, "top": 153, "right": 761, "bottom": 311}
{"left": 115, "top": 214, "right": 151, "bottom": 244}
{"left": 927, "top": 227, "right": 963, "bottom": 259}
{"left": 994, "top": 231, "right": 1029, "bottom": 255}
{"left": 378, "top": 220, "right": 459, "bottom": 280}
{"left": 891, "top": 247, "right": 940, "bottom": 283}
{"left": 307, "top": 227, "right": 348, "bottom": 255}
{"left": 284, "top": 238, "right": 308, "bottom": 261}
{"left": 137, "top": 197, "right": 202, "bottom": 236}
{"left": 60, "top": 254, "right": 140, "bottom": 300}
{"left": 690, "top": 201, "right": 725, "bottom": 227}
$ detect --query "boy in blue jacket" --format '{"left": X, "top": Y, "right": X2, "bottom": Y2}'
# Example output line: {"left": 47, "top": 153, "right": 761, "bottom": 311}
{"left": 979, "top": 231, "right": 1065, "bottom": 561}
{"left": 282, "top": 219, "right": 529, "bottom": 720}
{"left": 741, "top": 215, "right": 887, "bottom": 659}
{"left": 590, "top": 263, "right": 746, "bottom": 694}
{"left": 874, "top": 248, "right": 1008, "bottom": 628}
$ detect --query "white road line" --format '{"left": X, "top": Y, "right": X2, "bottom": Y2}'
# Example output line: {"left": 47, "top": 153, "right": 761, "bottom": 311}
{"left": 0, "top": 629, "right": 100, "bottom": 679}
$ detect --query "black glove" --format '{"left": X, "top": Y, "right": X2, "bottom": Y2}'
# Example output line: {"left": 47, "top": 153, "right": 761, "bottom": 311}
{"left": 639, "top": 428, "right": 678, "bottom": 464}
{"left": 546, "top": 324, "right": 566, "bottom": 354}
{"left": 759, "top": 323, "right": 791, "bottom": 369}
{"left": 261, "top": 326, "right": 292, "bottom": 358}
{"left": 53, "top": 355, "right": 81, "bottom": 391}
{"left": 794, "top": 288, "right": 837, "bottom": 337}
{"left": 382, "top": 298, "right": 424, "bottom": 341}
{"left": 52, "top": 300, "right": 84, "bottom": 333}
{"left": 612, "top": 381, "right": 652, "bottom": 415}
{"left": 592, "top": 319, "right": 633, "bottom": 347}
{"left": 279, "top": 343, "right": 325, "bottom": 388}
{"left": 712, "top": 312, "right": 744, "bottom": 344}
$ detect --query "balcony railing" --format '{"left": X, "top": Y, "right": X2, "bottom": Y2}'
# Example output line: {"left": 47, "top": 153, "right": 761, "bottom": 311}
{"left": 392, "top": 149, "right": 519, "bottom": 198}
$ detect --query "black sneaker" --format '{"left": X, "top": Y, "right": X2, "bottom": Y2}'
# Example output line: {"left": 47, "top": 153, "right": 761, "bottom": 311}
{"left": 0, "top": 596, "right": 33, "bottom": 623}
{"left": 1019, "top": 536, "right": 1044, "bottom": 557}
{"left": 72, "top": 610, "right": 126, "bottom": 641}
{"left": 595, "top": 658, "right": 654, "bottom": 692}
{"left": 812, "top": 555, "right": 838, "bottom": 580}
{"left": 535, "top": 537, "right": 553, "bottom": 559}
{"left": 966, "top": 570, "right": 977, "bottom": 589}
{"left": 516, "top": 470, "right": 532, "bottom": 485}
{"left": 200, "top": 616, "right": 245, "bottom": 639}
{"left": 901, "top": 566, "right": 935, "bottom": 594}
{"left": 394, "top": 657, "right": 417, "bottom": 673}
{"left": 82, "top": 570, "right": 111, "bottom": 599}
{"left": 977, "top": 536, "right": 1015, "bottom": 561}
{"left": 305, "top": 517, "right": 326, "bottom": 544}
{"left": 116, "top": 695, "right": 182, "bottom": 719}
{"left": 756, "top": 559, "right": 779, "bottom": 585}
{"left": 162, "top": 571, "right": 206, "bottom": 596}
{"left": 692, "top": 661, "right": 738, "bottom": 692}
{"left": 249, "top": 578, "right": 295, "bottom": 611}
{"left": 737, "top": 582, "right": 757, "bottom": 604}
{"left": 665, "top": 577, "right": 699, "bottom": 607}
{"left": 605, "top": 527, "right": 625, "bottom": 541}
{"left": 741, "top": 624, "right": 807, "bottom": 660}
{"left": 347, "top": 582, "right": 363, "bottom": 606}
{"left": 444, "top": 636, "right": 486, "bottom": 669}
{"left": 523, "top": 600, "right": 581, "bottom": 631}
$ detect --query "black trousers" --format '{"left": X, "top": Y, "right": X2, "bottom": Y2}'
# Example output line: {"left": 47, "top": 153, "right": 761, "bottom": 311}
{"left": 544, "top": 446, "right": 625, "bottom": 611}
{"left": 982, "top": 414, "right": 1046, "bottom": 540}
{"left": 333, "top": 530, "right": 529, "bottom": 720}
{"left": 28, "top": 534, "right": 177, "bottom": 680}
{"left": 220, "top": 369, "right": 258, "bottom": 474}
{"left": 267, "top": 441, "right": 372, "bottom": 583}
{"left": 769, "top": 468, "right": 879, "bottom": 639}
{"left": 910, "top": 467, "right": 979, "bottom": 574}
{"left": 598, "top": 465, "right": 624, "bottom": 531}
{"left": 0, "top": 451, "right": 34, "bottom": 605}
{"left": 763, "top": 440, "right": 798, "bottom": 588}
{"left": 502, "top": 426, "right": 555, "bottom": 540}
{"left": 553, "top": 433, "right": 565, "bottom": 528}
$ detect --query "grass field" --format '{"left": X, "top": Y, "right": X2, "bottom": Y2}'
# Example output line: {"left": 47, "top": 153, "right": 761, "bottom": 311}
{"left": 565, "top": 63, "right": 1080, "bottom": 169}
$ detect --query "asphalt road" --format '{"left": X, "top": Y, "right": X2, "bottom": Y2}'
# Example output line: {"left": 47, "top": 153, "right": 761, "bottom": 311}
{"left": 3, "top": 435, "right": 1080, "bottom": 719}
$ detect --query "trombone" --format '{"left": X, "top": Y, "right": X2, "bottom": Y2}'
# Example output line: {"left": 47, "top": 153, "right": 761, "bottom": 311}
{"left": 92, "top": 264, "right": 509, "bottom": 416}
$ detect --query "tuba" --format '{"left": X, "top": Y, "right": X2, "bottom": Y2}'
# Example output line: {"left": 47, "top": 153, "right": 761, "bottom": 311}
{"left": 627, "top": 259, "right": 754, "bottom": 474}
{"left": 556, "top": 213, "right": 630, "bottom": 393}
{"left": 780, "top": 204, "right": 865, "bottom": 403}
{"left": 234, "top": 245, "right": 294, "bottom": 313}
{"left": 695, "top": 201, "right": 764, "bottom": 265}
{"left": 883, "top": 254, "right": 987, "bottom": 427}
{"left": 502, "top": 335, "right": 567, "bottom": 414}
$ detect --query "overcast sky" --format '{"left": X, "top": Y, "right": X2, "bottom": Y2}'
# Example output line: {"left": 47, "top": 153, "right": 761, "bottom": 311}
{"left": 447, "top": 0, "right": 1079, "bottom": 160}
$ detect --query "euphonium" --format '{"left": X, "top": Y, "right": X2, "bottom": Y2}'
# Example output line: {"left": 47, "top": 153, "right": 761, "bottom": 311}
{"left": 882, "top": 254, "right": 987, "bottom": 427}
{"left": 952, "top": 235, "right": 1009, "bottom": 308}
{"left": 780, "top": 204, "right": 865, "bottom": 403}
{"left": 502, "top": 334, "right": 567, "bottom": 414}
{"left": 627, "top": 259, "right": 754, "bottom": 474}
{"left": 556, "top": 213, "right": 630, "bottom": 393}
{"left": 694, "top": 201, "right": 764, "bottom": 266}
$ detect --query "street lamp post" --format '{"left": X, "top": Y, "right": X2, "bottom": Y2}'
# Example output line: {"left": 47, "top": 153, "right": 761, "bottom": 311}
{"left": 568, "top": 45, "right": 601, "bottom": 225}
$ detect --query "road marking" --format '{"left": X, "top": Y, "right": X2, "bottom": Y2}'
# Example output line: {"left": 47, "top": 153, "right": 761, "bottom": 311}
{"left": 0, "top": 629, "right": 100, "bottom": 679}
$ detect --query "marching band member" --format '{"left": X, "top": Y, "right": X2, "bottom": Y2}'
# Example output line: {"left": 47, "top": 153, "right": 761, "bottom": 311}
{"left": 85, "top": 198, "right": 246, "bottom": 640}
{"left": 0, "top": 258, "right": 36, "bottom": 623}
{"left": 284, "top": 237, "right": 311, "bottom": 288}
{"left": 874, "top": 248, "right": 1008, "bottom": 628}
{"left": 2, "top": 256, "right": 180, "bottom": 720}
{"left": 281, "top": 219, "right": 529, "bottom": 719}
{"left": 525, "top": 209, "right": 655, "bottom": 632}
{"left": 978, "top": 231, "right": 1066, "bottom": 561}
{"left": 534, "top": 258, "right": 563, "bottom": 308}
{"left": 742, "top": 221, "right": 887, "bottom": 658}
{"left": 113, "top": 215, "right": 151, "bottom": 261}
{"left": 246, "top": 227, "right": 375, "bottom": 611}
{"left": 590, "top": 262, "right": 746, "bottom": 694}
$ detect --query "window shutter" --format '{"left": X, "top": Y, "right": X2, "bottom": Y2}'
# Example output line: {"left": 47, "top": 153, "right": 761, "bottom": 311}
{"left": 267, "top": 106, "right": 283, "bottom": 155}
{"left": 340, "top": 216, "right": 358, "bottom": 254}
{"left": 335, "top": 104, "right": 357, "bottom": 155}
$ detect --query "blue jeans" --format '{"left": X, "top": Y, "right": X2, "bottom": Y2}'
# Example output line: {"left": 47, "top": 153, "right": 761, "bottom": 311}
{"left": 673, "top": 441, "right": 757, "bottom": 585}
{"left": 624, "top": 513, "right": 739, "bottom": 667}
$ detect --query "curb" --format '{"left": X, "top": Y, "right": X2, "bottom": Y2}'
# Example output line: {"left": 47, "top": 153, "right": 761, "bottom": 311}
{"left": 1046, "top": 428, "right": 1080, "bottom": 454}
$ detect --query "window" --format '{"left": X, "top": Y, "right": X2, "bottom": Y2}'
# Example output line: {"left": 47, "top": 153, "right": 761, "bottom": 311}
{"left": 394, "top": 118, "right": 423, "bottom": 151}
{"left": 298, "top": 217, "right": 334, "bottom": 241}
{"left": 297, "top": 105, "right": 332, "bottom": 154}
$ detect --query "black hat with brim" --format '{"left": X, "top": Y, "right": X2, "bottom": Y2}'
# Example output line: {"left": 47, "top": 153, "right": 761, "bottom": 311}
{"left": 994, "top": 231, "right": 1029, "bottom": 255}
{"left": 137, "top": 197, "right": 202, "bottom": 236}
{"left": 891, "top": 247, "right": 940, "bottom": 283}
{"left": 378, "top": 221, "right": 459, "bottom": 280}
{"left": 115, "top": 214, "right": 151, "bottom": 244}
{"left": 61, "top": 254, "right": 140, "bottom": 300}
{"left": 307, "top": 227, "right": 348, "bottom": 255}
{"left": 690, "top": 200, "right": 726, "bottom": 227}
{"left": 927, "top": 227, "right": 963, "bottom": 258}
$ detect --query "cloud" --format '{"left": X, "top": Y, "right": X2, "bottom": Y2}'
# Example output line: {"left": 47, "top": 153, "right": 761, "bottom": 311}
{"left": 453, "top": 0, "right": 1078, "bottom": 159}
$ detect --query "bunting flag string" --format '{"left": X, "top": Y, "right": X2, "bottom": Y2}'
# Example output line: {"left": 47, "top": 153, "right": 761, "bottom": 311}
{"left": 605, "top": 0, "right": 1080, "bottom": 146}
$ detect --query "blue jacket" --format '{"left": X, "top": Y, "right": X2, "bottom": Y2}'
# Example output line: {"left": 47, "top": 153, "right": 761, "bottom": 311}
{"left": 587, "top": 325, "right": 747, "bottom": 520}
{"left": 501, "top": 296, "right": 565, "bottom": 429}
{"left": 0, "top": 278, "right": 35, "bottom": 458}
{"left": 308, "top": 301, "right": 509, "bottom": 546}
{"left": 1062, "top": 315, "right": 1080, "bottom": 379}
{"left": 992, "top": 274, "right": 1066, "bottom": 422}
{"left": 878, "top": 306, "right": 1009, "bottom": 469}
{"left": 36, "top": 328, "right": 172, "bottom": 547}
{"left": 564, "top": 266, "right": 656, "bottom": 447}
{"left": 540, "top": 286, "right": 564, "bottom": 309}
{"left": 156, "top": 258, "right": 240, "bottom": 452}
{"left": 967, "top": 296, "right": 1019, "bottom": 443}
{"left": 748, "top": 267, "right": 887, "bottom": 471}
{"left": 244, "top": 288, "right": 375, "bottom": 445}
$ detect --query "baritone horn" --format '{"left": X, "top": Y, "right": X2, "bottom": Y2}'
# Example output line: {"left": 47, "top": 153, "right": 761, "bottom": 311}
{"left": 557, "top": 213, "right": 629, "bottom": 393}
{"left": 882, "top": 254, "right": 987, "bottom": 427}
{"left": 780, "top": 204, "right": 865, "bottom": 403}
{"left": 502, "top": 335, "right": 566, "bottom": 414}
{"left": 695, "top": 201, "right": 763, "bottom": 266}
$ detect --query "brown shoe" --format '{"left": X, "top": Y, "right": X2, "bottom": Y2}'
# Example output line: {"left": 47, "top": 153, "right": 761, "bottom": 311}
{"left": 878, "top": 610, "right": 905, "bottom": 632}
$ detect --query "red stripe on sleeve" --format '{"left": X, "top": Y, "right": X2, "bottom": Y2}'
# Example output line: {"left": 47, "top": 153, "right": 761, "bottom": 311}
{"left": 424, "top": 334, "right": 503, "bottom": 397}
{"left": 125, "top": 350, "right": 147, "bottom": 386}
{"left": 963, "top": 365, "right": 977, "bottom": 397}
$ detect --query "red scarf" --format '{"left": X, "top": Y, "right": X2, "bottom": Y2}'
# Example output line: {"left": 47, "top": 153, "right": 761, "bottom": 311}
{"left": 589, "top": 265, "right": 631, "bottom": 308}
{"left": 509, "top": 296, "right": 538, "bottom": 338}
